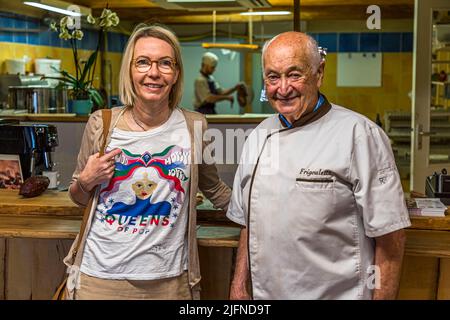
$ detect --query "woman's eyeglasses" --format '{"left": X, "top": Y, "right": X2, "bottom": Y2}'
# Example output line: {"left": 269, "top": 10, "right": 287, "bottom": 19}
{"left": 133, "top": 57, "right": 177, "bottom": 74}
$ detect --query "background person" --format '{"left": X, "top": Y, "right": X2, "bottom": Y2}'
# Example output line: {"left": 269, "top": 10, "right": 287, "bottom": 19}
{"left": 194, "top": 52, "right": 244, "bottom": 114}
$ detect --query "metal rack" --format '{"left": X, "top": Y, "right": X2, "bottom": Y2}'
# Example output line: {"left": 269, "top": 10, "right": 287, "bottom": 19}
{"left": 385, "top": 110, "right": 450, "bottom": 179}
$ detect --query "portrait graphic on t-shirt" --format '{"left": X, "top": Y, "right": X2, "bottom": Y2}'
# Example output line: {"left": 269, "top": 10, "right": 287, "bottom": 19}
{"left": 95, "top": 145, "right": 190, "bottom": 234}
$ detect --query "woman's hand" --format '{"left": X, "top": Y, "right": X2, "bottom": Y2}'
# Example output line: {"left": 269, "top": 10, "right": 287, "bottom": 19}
{"left": 78, "top": 148, "right": 122, "bottom": 192}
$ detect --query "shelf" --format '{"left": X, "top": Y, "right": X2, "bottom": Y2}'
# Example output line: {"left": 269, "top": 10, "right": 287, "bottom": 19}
{"left": 389, "top": 132, "right": 450, "bottom": 138}
{"left": 386, "top": 110, "right": 450, "bottom": 173}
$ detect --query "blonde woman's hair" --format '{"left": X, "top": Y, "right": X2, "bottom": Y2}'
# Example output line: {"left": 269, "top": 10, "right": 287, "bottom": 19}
{"left": 119, "top": 23, "right": 184, "bottom": 109}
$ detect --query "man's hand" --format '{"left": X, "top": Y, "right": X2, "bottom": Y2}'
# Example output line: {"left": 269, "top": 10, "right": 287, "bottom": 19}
{"left": 227, "top": 96, "right": 234, "bottom": 104}
{"left": 78, "top": 148, "right": 122, "bottom": 192}
{"left": 229, "top": 228, "right": 251, "bottom": 300}
{"left": 235, "top": 82, "right": 246, "bottom": 90}
{"left": 373, "top": 229, "right": 406, "bottom": 300}
{"left": 230, "top": 280, "right": 251, "bottom": 300}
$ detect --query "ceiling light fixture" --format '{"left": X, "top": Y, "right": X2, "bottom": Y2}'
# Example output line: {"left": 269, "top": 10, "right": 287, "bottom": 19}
{"left": 240, "top": 11, "right": 291, "bottom": 16}
{"left": 23, "top": 0, "right": 91, "bottom": 16}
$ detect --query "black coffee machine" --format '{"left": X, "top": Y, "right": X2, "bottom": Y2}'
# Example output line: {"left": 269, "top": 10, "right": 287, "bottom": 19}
{"left": 0, "top": 121, "right": 58, "bottom": 180}
{"left": 426, "top": 168, "right": 450, "bottom": 205}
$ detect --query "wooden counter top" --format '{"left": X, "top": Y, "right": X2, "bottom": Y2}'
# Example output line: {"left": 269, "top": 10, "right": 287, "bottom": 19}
{"left": 0, "top": 189, "right": 82, "bottom": 216}
{"left": 1, "top": 189, "right": 449, "bottom": 228}
{"left": 0, "top": 113, "right": 271, "bottom": 124}
{"left": 406, "top": 215, "right": 450, "bottom": 231}
{"left": 2, "top": 189, "right": 450, "bottom": 253}
{"left": 0, "top": 189, "right": 240, "bottom": 247}
{"left": 0, "top": 113, "right": 89, "bottom": 122}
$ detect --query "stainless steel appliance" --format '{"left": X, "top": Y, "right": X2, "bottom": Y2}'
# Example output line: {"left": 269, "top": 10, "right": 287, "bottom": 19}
{"left": 0, "top": 74, "right": 67, "bottom": 113}
{"left": 0, "top": 123, "right": 58, "bottom": 180}
{"left": 8, "top": 86, "right": 68, "bottom": 113}
{"left": 0, "top": 74, "right": 21, "bottom": 109}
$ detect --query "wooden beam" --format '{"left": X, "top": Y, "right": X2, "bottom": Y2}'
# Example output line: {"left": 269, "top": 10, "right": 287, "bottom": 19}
{"left": 106, "top": 5, "right": 413, "bottom": 24}
{"left": 71, "top": 0, "right": 157, "bottom": 9}
{"left": 271, "top": 0, "right": 413, "bottom": 5}
{"left": 73, "top": 0, "right": 414, "bottom": 8}
{"left": 293, "top": 0, "right": 300, "bottom": 31}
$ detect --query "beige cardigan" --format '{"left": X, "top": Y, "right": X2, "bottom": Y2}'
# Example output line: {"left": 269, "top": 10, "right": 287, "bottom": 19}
{"left": 63, "top": 107, "right": 231, "bottom": 299}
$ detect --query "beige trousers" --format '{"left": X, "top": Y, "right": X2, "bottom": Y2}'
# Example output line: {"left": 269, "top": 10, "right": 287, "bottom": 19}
{"left": 72, "top": 271, "right": 192, "bottom": 300}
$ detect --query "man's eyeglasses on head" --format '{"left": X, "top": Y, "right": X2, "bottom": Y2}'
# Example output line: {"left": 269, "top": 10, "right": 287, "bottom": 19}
{"left": 133, "top": 57, "right": 177, "bottom": 74}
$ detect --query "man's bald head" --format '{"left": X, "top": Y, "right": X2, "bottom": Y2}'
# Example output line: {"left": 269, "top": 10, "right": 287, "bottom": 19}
{"left": 262, "top": 32, "right": 322, "bottom": 72}
{"left": 202, "top": 52, "right": 219, "bottom": 67}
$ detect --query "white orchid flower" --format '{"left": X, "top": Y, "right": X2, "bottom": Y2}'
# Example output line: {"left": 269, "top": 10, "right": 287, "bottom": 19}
{"left": 87, "top": 14, "right": 96, "bottom": 25}
{"left": 60, "top": 16, "right": 74, "bottom": 29}
{"left": 59, "top": 29, "right": 72, "bottom": 40}
{"left": 100, "top": 8, "right": 112, "bottom": 19}
{"left": 72, "top": 29, "right": 84, "bottom": 40}
{"left": 109, "top": 13, "right": 119, "bottom": 27}
{"left": 50, "top": 21, "right": 58, "bottom": 32}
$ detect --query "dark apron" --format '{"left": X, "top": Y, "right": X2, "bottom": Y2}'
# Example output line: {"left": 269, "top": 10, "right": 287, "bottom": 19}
{"left": 197, "top": 73, "right": 218, "bottom": 114}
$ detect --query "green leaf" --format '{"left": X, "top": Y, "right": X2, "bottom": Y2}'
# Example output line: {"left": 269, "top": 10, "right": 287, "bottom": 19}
{"left": 83, "top": 80, "right": 94, "bottom": 87}
{"left": 50, "top": 65, "right": 60, "bottom": 73}
{"left": 59, "top": 70, "right": 77, "bottom": 82}
{"left": 41, "top": 76, "right": 78, "bottom": 87}
{"left": 88, "top": 88, "right": 104, "bottom": 107}
{"left": 80, "top": 51, "right": 98, "bottom": 84}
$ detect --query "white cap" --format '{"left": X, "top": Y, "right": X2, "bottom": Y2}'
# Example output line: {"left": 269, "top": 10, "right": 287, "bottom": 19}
{"left": 202, "top": 52, "right": 219, "bottom": 67}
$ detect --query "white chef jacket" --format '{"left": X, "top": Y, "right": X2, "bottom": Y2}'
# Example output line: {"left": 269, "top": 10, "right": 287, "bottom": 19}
{"left": 227, "top": 101, "right": 411, "bottom": 300}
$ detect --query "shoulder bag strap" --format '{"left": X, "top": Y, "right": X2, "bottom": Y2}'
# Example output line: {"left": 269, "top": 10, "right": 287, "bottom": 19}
{"left": 72, "top": 109, "right": 112, "bottom": 257}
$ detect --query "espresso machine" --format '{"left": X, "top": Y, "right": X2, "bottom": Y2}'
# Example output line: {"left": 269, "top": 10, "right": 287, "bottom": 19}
{"left": 0, "top": 123, "right": 58, "bottom": 180}
{"left": 426, "top": 169, "right": 450, "bottom": 205}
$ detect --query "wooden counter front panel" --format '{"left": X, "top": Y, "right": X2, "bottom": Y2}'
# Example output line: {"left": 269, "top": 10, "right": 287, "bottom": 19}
{"left": 0, "top": 239, "right": 5, "bottom": 300}
{"left": 0, "top": 238, "right": 72, "bottom": 300}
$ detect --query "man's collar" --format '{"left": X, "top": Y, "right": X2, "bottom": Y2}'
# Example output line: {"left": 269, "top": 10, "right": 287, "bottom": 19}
{"left": 278, "top": 93, "right": 332, "bottom": 129}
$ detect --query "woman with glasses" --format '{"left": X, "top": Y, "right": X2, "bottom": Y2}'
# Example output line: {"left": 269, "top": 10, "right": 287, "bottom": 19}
{"left": 64, "top": 23, "right": 231, "bottom": 300}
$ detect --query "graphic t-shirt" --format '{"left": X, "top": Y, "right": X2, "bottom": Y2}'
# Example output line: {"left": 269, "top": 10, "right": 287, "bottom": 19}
{"left": 80, "top": 108, "right": 191, "bottom": 280}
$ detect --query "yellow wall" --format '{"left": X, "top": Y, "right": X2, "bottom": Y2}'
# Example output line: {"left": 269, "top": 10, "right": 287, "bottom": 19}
{"left": 321, "top": 53, "right": 413, "bottom": 123}
{"left": 0, "top": 42, "right": 414, "bottom": 115}
{"left": 435, "top": 50, "right": 450, "bottom": 75}
{"left": 0, "top": 42, "right": 123, "bottom": 96}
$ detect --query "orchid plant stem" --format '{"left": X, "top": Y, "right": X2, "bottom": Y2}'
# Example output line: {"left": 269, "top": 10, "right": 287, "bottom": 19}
{"left": 89, "top": 29, "right": 103, "bottom": 88}
{"left": 70, "top": 37, "right": 79, "bottom": 83}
